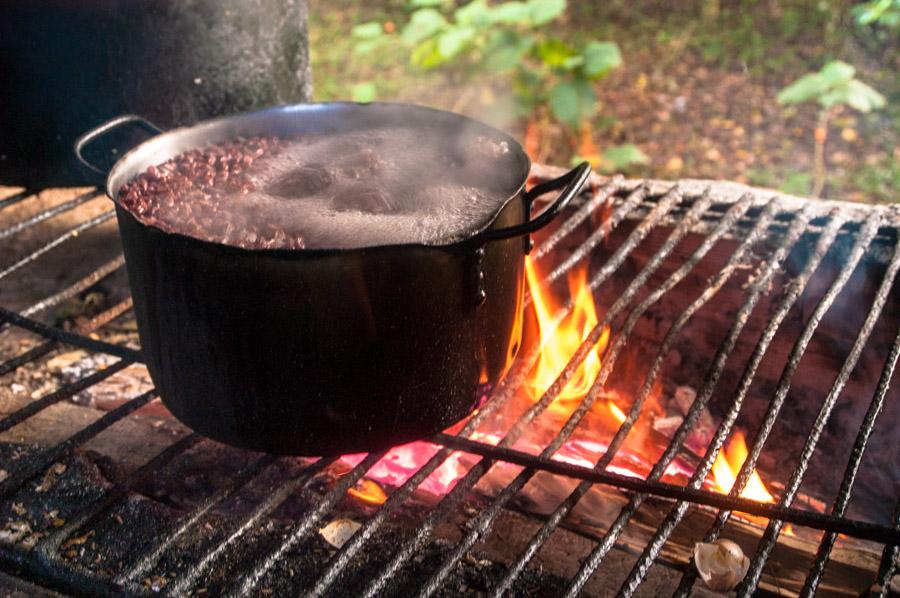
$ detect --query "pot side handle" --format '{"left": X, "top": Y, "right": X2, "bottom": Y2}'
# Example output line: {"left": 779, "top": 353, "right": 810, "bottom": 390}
{"left": 479, "top": 161, "right": 591, "bottom": 243}
{"left": 74, "top": 115, "right": 163, "bottom": 176}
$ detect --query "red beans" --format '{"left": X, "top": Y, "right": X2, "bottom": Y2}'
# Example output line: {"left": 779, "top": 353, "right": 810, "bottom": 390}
{"left": 117, "top": 136, "right": 305, "bottom": 250}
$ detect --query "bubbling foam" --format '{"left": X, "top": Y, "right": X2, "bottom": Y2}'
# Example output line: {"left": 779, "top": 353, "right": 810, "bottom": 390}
{"left": 117, "top": 124, "right": 524, "bottom": 250}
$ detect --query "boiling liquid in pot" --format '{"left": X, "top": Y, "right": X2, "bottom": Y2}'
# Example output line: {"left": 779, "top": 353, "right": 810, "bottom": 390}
{"left": 117, "top": 126, "right": 524, "bottom": 250}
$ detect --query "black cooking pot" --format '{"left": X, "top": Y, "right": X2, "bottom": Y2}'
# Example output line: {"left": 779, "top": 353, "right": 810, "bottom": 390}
{"left": 76, "top": 103, "right": 590, "bottom": 456}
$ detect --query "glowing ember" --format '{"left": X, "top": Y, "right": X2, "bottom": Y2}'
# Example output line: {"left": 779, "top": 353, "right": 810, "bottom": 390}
{"left": 524, "top": 257, "right": 611, "bottom": 419}
{"left": 339, "top": 255, "right": 770, "bottom": 533}
{"left": 710, "top": 431, "right": 775, "bottom": 503}
{"left": 347, "top": 479, "right": 388, "bottom": 505}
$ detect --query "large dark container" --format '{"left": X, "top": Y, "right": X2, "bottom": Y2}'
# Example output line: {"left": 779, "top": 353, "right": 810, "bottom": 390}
{"left": 0, "top": 0, "right": 311, "bottom": 186}
{"left": 79, "top": 103, "right": 589, "bottom": 456}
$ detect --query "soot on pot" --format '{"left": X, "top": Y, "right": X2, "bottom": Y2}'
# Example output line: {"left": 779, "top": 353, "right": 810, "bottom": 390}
{"left": 117, "top": 125, "right": 523, "bottom": 250}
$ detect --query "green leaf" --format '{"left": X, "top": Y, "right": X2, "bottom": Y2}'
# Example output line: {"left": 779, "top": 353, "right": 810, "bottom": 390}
{"left": 821, "top": 79, "right": 887, "bottom": 112}
{"left": 352, "top": 22, "right": 384, "bottom": 40}
{"left": 402, "top": 8, "right": 447, "bottom": 44}
{"left": 410, "top": 37, "right": 446, "bottom": 68}
{"left": 536, "top": 38, "right": 576, "bottom": 68}
{"left": 582, "top": 41, "right": 622, "bottom": 79}
{"left": 351, "top": 82, "right": 377, "bottom": 103}
{"left": 528, "top": 0, "right": 566, "bottom": 25}
{"left": 490, "top": 2, "right": 532, "bottom": 25}
{"left": 819, "top": 60, "right": 856, "bottom": 85}
{"left": 437, "top": 26, "right": 477, "bottom": 59}
{"left": 409, "top": 0, "right": 446, "bottom": 6}
{"left": 777, "top": 72, "right": 827, "bottom": 105}
{"left": 353, "top": 39, "right": 384, "bottom": 56}
{"left": 549, "top": 79, "right": 597, "bottom": 126}
{"left": 602, "top": 144, "right": 648, "bottom": 170}
{"left": 455, "top": 0, "right": 493, "bottom": 26}
{"left": 483, "top": 30, "right": 532, "bottom": 71}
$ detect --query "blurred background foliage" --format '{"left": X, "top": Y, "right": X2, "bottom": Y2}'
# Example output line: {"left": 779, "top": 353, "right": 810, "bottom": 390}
{"left": 310, "top": 0, "right": 899, "bottom": 202}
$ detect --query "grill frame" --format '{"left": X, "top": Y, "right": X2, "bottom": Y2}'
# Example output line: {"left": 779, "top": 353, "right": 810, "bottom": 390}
{"left": 0, "top": 171, "right": 898, "bottom": 597}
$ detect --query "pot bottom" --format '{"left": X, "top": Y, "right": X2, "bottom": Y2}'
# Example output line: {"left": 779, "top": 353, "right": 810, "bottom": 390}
{"left": 156, "top": 386, "right": 490, "bottom": 457}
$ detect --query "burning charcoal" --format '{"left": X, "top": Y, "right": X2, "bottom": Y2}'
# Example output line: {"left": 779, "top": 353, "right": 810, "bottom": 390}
{"left": 672, "top": 385, "right": 697, "bottom": 416}
{"left": 694, "top": 539, "right": 750, "bottom": 591}
{"left": 652, "top": 414, "right": 684, "bottom": 437}
{"left": 265, "top": 165, "right": 334, "bottom": 198}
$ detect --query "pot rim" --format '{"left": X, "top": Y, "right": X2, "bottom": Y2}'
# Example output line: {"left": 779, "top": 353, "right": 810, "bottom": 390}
{"left": 104, "top": 101, "right": 533, "bottom": 255}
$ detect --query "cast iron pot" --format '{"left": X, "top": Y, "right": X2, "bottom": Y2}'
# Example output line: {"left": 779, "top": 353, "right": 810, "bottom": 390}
{"left": 76, "top": 103, "right": 590, "bottom": 456}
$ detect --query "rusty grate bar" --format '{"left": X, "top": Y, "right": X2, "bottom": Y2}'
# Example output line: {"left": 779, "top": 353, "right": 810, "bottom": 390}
{"left": 342, "top": 185, "right": 688, "bottom": 598}
{"left": 1, "top": 180, "right": 898, "bottom": 597}
{"left": 116, "top": 453, "right": 281, "bottom": 588}
{"left": 0, "top": 189, "right": 34, "bottom": 212}
{"left": 0, "top": 210, "right": 115, "bottom": 282}
{"left": 874, "top": 502, "right": 900, "bottom": 597}
{"left": 414, "top": 190, "right": 730, "bottom": 597}
{"left": 490, "top": 194, "right": 772, "bottom": 597}
{"left": 0, "top": 189, "right": 103, "bottom": 241}
{"left": 0, "top": 389, "right": 158, "bottom": 500}
{"left": 0, "top": 297, "right": 133, "bottom": 377}
{"left": 428, "top": 434, "right": 899, "bottom": 545}
{"left": 672, "top": 220, "right": 900, "bottom": 598}
{"left": 0, "top": 306, "right": 141, "bottom": 361}
{"left": 0, "top": 358, "right": 134, "bottom": 434}
{"left": 37, "top": 433, "right": 202, "bottom": 556}
{"left": 617, "top": 210, "right": 880, "bottom": 596}
{"left": 737, "top": 220, "right": 900, "bottom": 596}
{"left": 800, "top": 322, "right": 900, "bottom": 596}
{"left": 562, "top": 204, "right": 814, "bottom": 597}
{"left": 20, "top": 255, "right": 126, "bottom": 319}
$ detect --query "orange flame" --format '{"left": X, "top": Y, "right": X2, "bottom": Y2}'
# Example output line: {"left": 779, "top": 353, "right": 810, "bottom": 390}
{"left": 711, "top": 431, "right": 775, "bottom": 503}
{"left": 348, "top": 479, "right": 388, "bottom": 505}
{"left": 524, "top": 257, "right": 611, "bottom": 419}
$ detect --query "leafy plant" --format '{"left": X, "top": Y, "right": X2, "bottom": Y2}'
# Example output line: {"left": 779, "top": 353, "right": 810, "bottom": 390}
{"left": 778, "top": 61, "right": 886, "bottom": 197}
{"left": 854, "top": 0, "right": 900, "bottom": 27}
{"left": 351, "top": 0, "right": 641, "bottom": 169}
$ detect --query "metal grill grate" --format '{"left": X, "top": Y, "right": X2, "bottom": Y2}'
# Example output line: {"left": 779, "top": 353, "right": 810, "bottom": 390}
{"left": 0, "top": 170, "right": 898, "bottom": 597}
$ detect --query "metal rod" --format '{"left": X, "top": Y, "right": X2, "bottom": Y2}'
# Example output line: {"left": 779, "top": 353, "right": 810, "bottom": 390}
{"left": 303, "top": 183, "right": 672, "bottom": 598}
{"left": 673, "top": 221, "right": 897, "bottom": 598}
{"left": 0, "top": 358, "right": 134, "bottom": 434}
{"left": 0, "top": 210, "right": 115, "bottom": 282}
{"left": 531, "top": 176, "right": 623, "bottom": 261}
{"left": 0, "top": 189, "right": 34, "bottom": 212}
{"left": 416, "top": 190, "right": 724, "bottom": 597}
{"left": 564, "top": 205, "right": 812, "bottom": 597}
{"left": 491, "top": 194, "right": 771, "bottom": 597}
{"left": 161, "top": 456, "right": 338, "bottom": 598}
{"left": 117, "top": 453, "right": 281, "bottom": 587}
{"left": 20, "top": 255, "right": 126, "bottom": 318}
{"left": 800, "top": 322, "right": 900, "bottom": 596}
{"left": 618, "top": 209, "right": 871, "bottom": 597}
{"left": 873, "top": 502, "right": 900, "bottom": 598}
{"left": 428, "top": 434, "right": 899, "bottom": 545}
{"left": 353, "top": 186, "right": 686, "bottom": 598}
{"left": 226, "top": 451, "right": 388, "bottom": 597}
{"left": 37, "top": 433, "right": 202, "bottom": 555}
{"left": 0, "top": 297, "right": 133, "bottom": 377}
{"left": 737, "top": 228, "right": 900, "bottom": 597}
{"left": 0, "top": 389, "right": 157, "bottom": 499}
{"left": 0, "top": 306, "right": 143, "bottom": 362}
{"left": 0, "top": 189, "right": 102, "bottom": 241}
